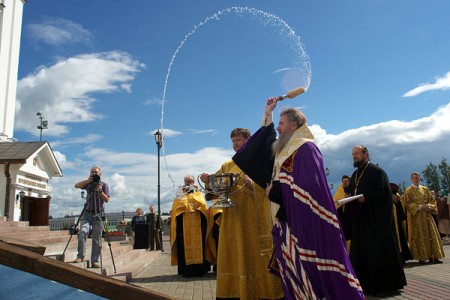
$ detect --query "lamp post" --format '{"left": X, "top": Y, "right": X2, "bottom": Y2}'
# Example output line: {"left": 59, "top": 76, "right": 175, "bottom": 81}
{"left": 36, "top": 112, "right": 48, "bottom": 141}
{"left": 122, "top": 210, "right": 125, "bottom": 221}
{"left": 325, "top": 167, "right": 333, "bottom": 190}
{"left": 18, "top": 191, "right": 25, "bottom": 221}
{"left": 154, "top": 130, "right": 164, "bottom": 251}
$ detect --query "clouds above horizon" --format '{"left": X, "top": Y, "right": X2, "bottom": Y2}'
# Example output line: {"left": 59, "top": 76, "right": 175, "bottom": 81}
{"left": 15, "top": 52, "right": 450, "bottom": 217}
{"left": 48, "top": 101, "right": 450, "bottom": 217}
{"left": 27, "top": 17, "right": 94, "bottom": 47}
{"left": 403, "top": 72, "right": 450, "bottom": 97}
{"left": 15, "top": 51, "right": 144, "bottom": 136}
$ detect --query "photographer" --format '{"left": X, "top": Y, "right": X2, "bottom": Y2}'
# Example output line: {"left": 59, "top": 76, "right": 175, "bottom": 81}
{"left": 73, "top": 166, "right": 110, "bottom": 268}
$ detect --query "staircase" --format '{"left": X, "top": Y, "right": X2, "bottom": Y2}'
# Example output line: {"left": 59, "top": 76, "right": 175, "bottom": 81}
{"left": 0, "top": 217, "right": 161, "bottom": 282}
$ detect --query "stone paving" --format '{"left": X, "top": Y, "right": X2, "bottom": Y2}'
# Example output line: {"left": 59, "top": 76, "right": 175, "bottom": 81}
{"left": 131, "top": 238, "right": 450, "bottom": 300}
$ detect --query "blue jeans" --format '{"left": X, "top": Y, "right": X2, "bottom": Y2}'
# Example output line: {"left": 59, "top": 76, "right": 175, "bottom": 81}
{"left": 77, "top": 212, "right": 103, "bottom": 262}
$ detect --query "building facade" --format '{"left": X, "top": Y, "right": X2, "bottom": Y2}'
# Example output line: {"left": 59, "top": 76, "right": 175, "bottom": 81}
{"left": 0, "top": 0, "right": 25, "bottom": 141}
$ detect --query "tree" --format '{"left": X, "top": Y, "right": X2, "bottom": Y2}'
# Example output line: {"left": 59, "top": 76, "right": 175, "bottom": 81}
{"left": 438, "top": 158, "right": 450, "bottom": 194}
{"left": 398, "top": 181, "right": 407, "bottom": 195}
{"left": 422, "top": 162, "right": 440, "bottom": 192}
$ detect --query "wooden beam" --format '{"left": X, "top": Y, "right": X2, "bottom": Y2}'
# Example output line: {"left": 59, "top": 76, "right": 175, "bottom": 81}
{"left": 0, "top": 241, "right": 173, "bottom": 300}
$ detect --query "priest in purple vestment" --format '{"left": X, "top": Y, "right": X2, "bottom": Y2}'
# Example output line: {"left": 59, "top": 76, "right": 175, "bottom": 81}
{"left": 233, "top": 97, "right": 364, "bottom": 300}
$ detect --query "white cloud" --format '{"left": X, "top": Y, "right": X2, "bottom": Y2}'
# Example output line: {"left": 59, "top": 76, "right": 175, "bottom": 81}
{"left": 273, "top": 67, "right": 292, "bottom": 74}
{"left": 143, "top": 97, "right": 163, "bottom": 106}
{"left": 403, "top": 72, "right": 450, "bottom": 97}
{"left": 15, "top": 52, "right": 144, "bottom": 136}
{"left": 48, "top": 102, "right": 450, "bottom": 218}
{"left": 317, "top": 102, "right": 450, "bottom": 188}
{"left": 148, "top": 128, "right": 182, "bottom": 138}
{"left": 49, "top": 145, "right": 233, "bottom": 218}
{"left": 187, "top": 129, "right": 218, "bottom": 135}
{"left": 51, "top": 134, "right": 103, "bottom": 149}
{"left": 27, "top": 18, "right": 94, "bottom": 46}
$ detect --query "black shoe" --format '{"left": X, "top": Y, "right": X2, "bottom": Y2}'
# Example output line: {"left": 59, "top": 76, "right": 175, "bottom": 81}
{"left": 430, "top": 259, "right": 443, "bottom": 264}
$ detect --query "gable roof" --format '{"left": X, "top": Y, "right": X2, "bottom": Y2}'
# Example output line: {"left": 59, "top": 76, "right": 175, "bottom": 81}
{"left": 0, "top": 142, "right": 62, "bottom": 177}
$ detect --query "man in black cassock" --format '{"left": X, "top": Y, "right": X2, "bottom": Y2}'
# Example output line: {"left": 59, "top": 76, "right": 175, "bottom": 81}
{"left": 345, "top": 145, "right": 406, "bottom": 296}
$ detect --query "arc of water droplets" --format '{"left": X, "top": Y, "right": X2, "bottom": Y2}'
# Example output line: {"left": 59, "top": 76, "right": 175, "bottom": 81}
{"left": 159, "top": 6, "right": 312, "bottom": 189}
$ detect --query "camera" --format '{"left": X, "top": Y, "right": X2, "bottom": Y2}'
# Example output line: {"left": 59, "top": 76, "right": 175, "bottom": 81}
{"left": 92, "top": 174, "right": 101, "bottom": 183}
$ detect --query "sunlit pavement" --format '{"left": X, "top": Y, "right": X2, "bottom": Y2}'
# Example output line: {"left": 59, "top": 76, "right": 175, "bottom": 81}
{"left": 132, "top": 237, "right": 450, "bottom": 300}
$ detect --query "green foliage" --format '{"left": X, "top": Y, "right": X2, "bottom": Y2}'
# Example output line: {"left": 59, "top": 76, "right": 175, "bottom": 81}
{"left": 399, "top": 181, "right": 407, "bottom": 195}
{"left": 422, "top": 158, "right": 450, "bottom": 194}
{"left": 438, "top": 158, "right": 450, "bottom": 194}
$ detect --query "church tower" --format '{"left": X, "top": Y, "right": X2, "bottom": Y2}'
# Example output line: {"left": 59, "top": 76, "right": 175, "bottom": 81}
{"left": 0, "top": 0, "right": 25, "bottom": 141}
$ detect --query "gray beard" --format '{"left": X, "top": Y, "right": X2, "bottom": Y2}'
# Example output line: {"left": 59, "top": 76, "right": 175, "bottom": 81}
{"left": 272, "top": 132, "right": 293, "bottom": 156}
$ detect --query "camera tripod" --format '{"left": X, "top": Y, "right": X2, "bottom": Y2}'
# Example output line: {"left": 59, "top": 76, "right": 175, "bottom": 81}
{"left": 61, "top": 189, "right": 116, "bottom": 274}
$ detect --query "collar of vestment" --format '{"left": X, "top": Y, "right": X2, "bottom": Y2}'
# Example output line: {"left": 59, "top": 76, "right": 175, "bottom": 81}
{"left": 272, "top": 124, "right": 315, "bottom": 182}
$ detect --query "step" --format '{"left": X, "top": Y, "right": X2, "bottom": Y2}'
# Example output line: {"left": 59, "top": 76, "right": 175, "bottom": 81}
{"left": 0, "top": 224, "right": 49, "bottom": 233}
{"left": 51, "top": 239, "right": 131, "bottom": 263}
{"left": 1, "top": 218, "right": 158, "bottom": 284}
{"left": 109, "top": 250, "right": 161, "bottom": 281}
{"left": 66, "top": 243, "right": 139, "bottom": 274}
{"left": 0, "top": 229, "right": 68, "bottom": 237}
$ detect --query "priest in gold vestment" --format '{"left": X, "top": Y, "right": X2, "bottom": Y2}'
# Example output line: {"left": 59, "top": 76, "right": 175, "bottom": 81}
{"left": 404, "top": 172, "right": 444, "bottom": 264}
{"left": 170, "top": 175, "right": 210, "bottom": 277}
{"left": 200, "top": 128, "right": 283, "bottom": 300}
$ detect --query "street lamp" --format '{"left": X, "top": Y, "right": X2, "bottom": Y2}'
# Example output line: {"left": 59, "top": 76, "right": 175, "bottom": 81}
{"left": 154, "top": 130, "right": 164, "bottom": 252}
{"left": 36, "top": 112, "right": 48, "bottom": 141}
{"left": 17, "top": 191, "right": 25, "bottom": 205}
{"left": 325, "top": 167, "right": 333, "bottom": 190}
{"left": 122, "top": 210, "right": 125, "bottom": 221}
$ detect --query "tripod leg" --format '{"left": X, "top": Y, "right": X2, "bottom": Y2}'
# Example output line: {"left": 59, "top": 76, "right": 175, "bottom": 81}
{"left": 102, "top": 214, "right": 117, "bottom": 273}
{"left": 61, "top": 204, "right": 86, "bottom": 262}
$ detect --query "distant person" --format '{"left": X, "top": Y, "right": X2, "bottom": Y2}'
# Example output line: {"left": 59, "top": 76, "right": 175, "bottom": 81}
{"left": 170, "top": 175, "right": 209, "bottom": 277}
{"left": 232, "top": 99, "right": 364, "bottom": 299}
{"left": 345, "top": 145, "right": 406, "bottom": 296}
{"left": 334, "top": 175, "right": 352, "bottom": 250}
{"left": 390, "top": 183, "right": 412, "bottom": 264}
{"left": 131, "top": 208, "right": 146, "bottom": 232}
{"left": 131, "top": 208, "right": 147, "bottom": 249}
{"left": 200, "top": 128, "right": 283, "bottom": 299}
{"left": 73, "top": 166, "right": 110, "bottom": 269}
{"left": 404, "top": 172, "right": 444, "bottom": 264}
{"left": 430, "top": 190, "right": 440, "bottom": 231}
{"left": 437, "top": 190, "right": 450, "bottom": 243}
{"left": 146, "top": 205, "right": 161, "bottom": 251}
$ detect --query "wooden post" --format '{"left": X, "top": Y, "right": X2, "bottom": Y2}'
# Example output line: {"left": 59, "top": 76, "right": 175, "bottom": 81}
{"left": 0, "top": 241, "right": 173, "bottom": 300}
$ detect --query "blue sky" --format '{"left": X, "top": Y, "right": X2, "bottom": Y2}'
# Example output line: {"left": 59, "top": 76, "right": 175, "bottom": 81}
{"left": 14, "top": 0, "right": 450, "bottom": 218}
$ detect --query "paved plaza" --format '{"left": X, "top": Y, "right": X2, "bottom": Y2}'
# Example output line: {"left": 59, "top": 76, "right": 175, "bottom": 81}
{"left": 131, "top": 238, "right": 450, "bottom": 300}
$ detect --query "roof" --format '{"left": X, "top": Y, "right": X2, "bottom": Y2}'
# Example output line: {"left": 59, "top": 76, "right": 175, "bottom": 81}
{"left": 0, "top": 141, "right": 62, "bottom": 177}
{"left": 0, "top": 142, "right": 46, "bottom": 163}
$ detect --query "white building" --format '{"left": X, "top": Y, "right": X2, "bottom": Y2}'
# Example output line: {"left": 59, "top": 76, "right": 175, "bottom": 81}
{"left": 0, "top": 1, "right": 63, "bottom": 223}
{"left": 0, "top": 142, "right": 62, "bottom": 222}
{"left": 0, "top": 0, "right": 25, "bottom": 141}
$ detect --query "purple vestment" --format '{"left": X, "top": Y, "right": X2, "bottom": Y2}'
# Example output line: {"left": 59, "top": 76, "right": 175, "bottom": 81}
{"left": 233, "top": 124, "right": 364, "bottom": 300}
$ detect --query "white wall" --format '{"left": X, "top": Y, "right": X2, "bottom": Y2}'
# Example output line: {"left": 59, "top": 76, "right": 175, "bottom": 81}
{"left": 0, "top": 0, "right": 25, "bottom": 139}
